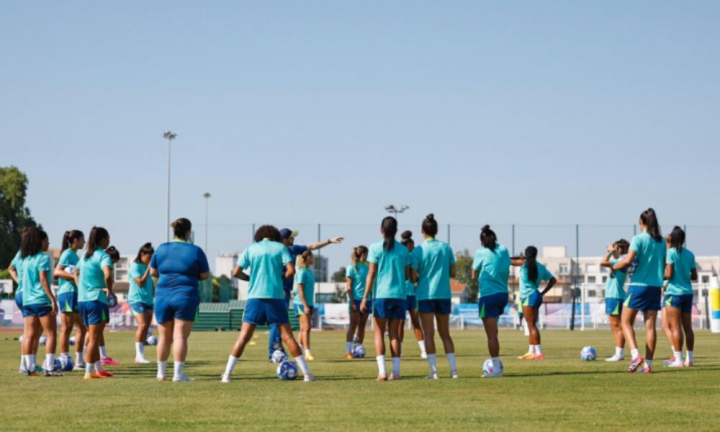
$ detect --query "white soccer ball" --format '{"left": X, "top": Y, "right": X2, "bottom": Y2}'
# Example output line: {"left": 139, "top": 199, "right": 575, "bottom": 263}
{"left": 271, "top": 349, "right": 288, "bottom": 364}
{"left": 352, "top": 344, "right": 366, "bottom": 359}
{"left": 146, "top": 335, "right": 158, "bottom": 346}
{"left": 65, "top": 265, "right": 76, "bottom": 274}
{"left": 581, "top": 346, "right": 597, "bottom": 361}
{"left": 39, "top": 336, "right": 47, "bottom": 346}
{"left": 59, "top": 355, "right": 75, "bottom": 372}
{"left": 69, "top": 336, "right": 76, "bottom": 346}
{"left": 482, "top": 358, "right": 503, "bottom": 376}
{"left": 277, "top": 360, "right": 298, "bottom": 380}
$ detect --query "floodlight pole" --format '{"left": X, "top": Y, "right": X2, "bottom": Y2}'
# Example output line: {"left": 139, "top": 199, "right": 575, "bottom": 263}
{"left": 203, "top": 192, "right": 212, "bottom": 252}
{"left": 163, "top": 131, "right": 177, "bottom": 242}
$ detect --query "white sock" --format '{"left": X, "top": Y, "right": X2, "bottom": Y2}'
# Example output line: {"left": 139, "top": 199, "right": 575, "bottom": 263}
{"left": 157, "top": 361, "right": 167, "bottom": 379}
{"left": 61, "top": 352, "right": 69, "bottom": 359}
{"left": 224, "top": 355, "right": 238, "bottom": 376}
{"left": 99, "top": 345, "right": 108, "bottom": 358}
{"left": 491, "top": 356, "right": 501, "bottom": 371}
{"left": 391, "top": 357, "right": 401, "bottom": 376}
{"left": 22, "top": 355, "right": 30, "bottom": 371}
{"left": 418, "top": 340, "right": 426, "bottom": 354}
{"left": 86, "top": 362, "right": 95, "bottom": 375}
{"left": 447, "top": 353, "right": 457, "bottom": 371}
{"left": 295, "top": 355, "right": 311, "bottom": 376}
{"left": 615, "top": 347, "right": 624, "bottom": 357}
{"left": 427, "top": 354, "right": 438, "bottom": 374}
{"left": 376, "top": 355, "right": 386, "bottom": 376}
{"left": 645, "top": 359, "right": 653, "bottom": 368}
{"left": 673, "top": 350, "right": 682, "bottom": 363}
{"left": 686, "top": 351, "right": 694, "bottom": 363}
{"left": 528, "top": 345, "right": 534, "bottom": 354}
{"left": 77, "top": 351, "right": 85, "bottom": 366}
{"left": 174, "top": 361, "right": 184, "bottom": 378}
{"left": 95, "top": 361, "right": 104, "bottom": 373}
{"left": 346, "top": 342, "right": 352, "bottom": 354}
{"left": 46, "top": 353, "right": 56, "bottom": 369}
{"left": 30, "top": 355, "right": 37, "bottom": 371}
{"left": 631, "top": 349, "right": 639, "bottom": 360}
{"left": 135, "top": 342, "right": 144, "bottom": 359}
{"left": 305, "top": 349, "right": 311, "bottom": 356}
{"left": 20, "top": 355, "right": 25, "bottom": 371}
{"left": 535, "top": 345, "right": 543, "bottom": 355}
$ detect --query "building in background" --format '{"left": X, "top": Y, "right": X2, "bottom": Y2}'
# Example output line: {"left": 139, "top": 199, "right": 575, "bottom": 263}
{"left": 216, "top": 251, "right": 242, "bottom": 289}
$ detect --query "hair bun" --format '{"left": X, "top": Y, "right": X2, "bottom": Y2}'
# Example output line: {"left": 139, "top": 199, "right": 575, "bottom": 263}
{"left": 426, "top": 213, "right": 435, "bottom": 221}
{"left": 401, "top": 230, "right": 413, "bottom": 240}
{"left": 481, "top": 225, "right": 491, "bottom": 232}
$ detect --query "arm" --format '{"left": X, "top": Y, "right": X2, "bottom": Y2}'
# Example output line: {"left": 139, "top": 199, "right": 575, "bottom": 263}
{"left": 134, "top": 266, "right": 152, "bottom": 286}
{"left": 541, "top": 277, "right": 557, "bottom": 296}
{"left": 361, "top": 263, "right": 377, "bottom": 312}
{"left": 8, "top": 264, "right": 18, "bottom": 283}
{"left": 510, "top": 258, "right": 525, "bottom": 267}
{"left": 103, "top": 265, "right": 113, "bottom": 296}
{"left": 54, "top": 264, "right": 76, "bottom": 281}
{"left": 39, "top": 270, "right": 56, "bottom": 314}
{"left": 691, "top": 268, "right": 698, "bottom": 281}
{"left": 410, "top": 269, "right": 418, "bottom": 284}
{"left": 664, "top": 263, "right": 673, "bottom": 281}
{"left": 613, "top": 250, "right": 636, "bottom": 271}
{"left": 297, "top": 283, "right": 309, "bottom": 311}
{"left": 284, "top": 262, "right": 295, "bottom": 280}
{"left": 449, "top": 264, "right": 457, "bottom": 279}
{"left": 198, "top": 271, "right": 211, "bottom": 281}
{"left": 307, "top": 237, "right": 344, "bottom": 251}
{"left": 346, "top": 277, "right": 354, "bottom": 302}
{"left": 232, "top": 266, "right": 243, "bottom": 279}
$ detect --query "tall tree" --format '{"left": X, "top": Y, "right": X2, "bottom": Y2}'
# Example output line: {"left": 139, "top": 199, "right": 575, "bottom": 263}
{"left": 454, "top": 249, "right": 479, "bottom": 303}
{"left": 0, "top": 166, "right": 38, "bottom": 268}
{"left": 331, "top": 266, "right": 347, "bottom": 283}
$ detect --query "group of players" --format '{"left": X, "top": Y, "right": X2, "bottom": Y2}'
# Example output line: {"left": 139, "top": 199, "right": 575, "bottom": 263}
{"left": 8, "top": 207, "right": 697, "bottom": 382}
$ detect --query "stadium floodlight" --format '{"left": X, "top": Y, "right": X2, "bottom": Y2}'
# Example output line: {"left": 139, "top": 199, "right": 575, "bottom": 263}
{"left": 203, "top": 192, "right": 212, "bottom": 253}
{"left": 162, "top": 131, "right": 178, "bottom": 242}
{"left": 385, "top": 204, "right": 409, "bottom": 219}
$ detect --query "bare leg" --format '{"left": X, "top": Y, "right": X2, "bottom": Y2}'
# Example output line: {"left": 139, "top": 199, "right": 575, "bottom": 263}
{"left": 681, "top": 312, "right": 694, "bottom": 352}
{"left": 157, "top": 321, "right": 174, "bottom": 362}
{"left": 666, "top": 306, "right": 683, "bottom": 352}
{"left": 172, "top": 319, "right": 193, "bottom": 362}
{"left": 39, "top": 313, "right": 57, "bottom": 357}
{"left": 373, "top": 317, "right": 387, "bottom": 357}
{"left": 135, "top": 313, "right": 149, "bottom": 343}
{"left": 73, "top": 315, "right": 86, "bottom": 355}
{"left": 643, "top": 311, "right": 658, "bottom": 361}
{"left": 436, "top": 314, "right": 455, "bottom": 354}
{"left": 419, "top": 313, "right": 436, "bottom": 355}
{"left": 347, "top": 312, "right": 359, "bottom": 342}
{"left": 230, "top": 322, "right": 257, "bottom": 357}
{"left": 357, "top": 313, "right": 369, "bottom": 344}
{"left": 279, "top": 323, "right": 303, "bottom": 357}
{"left": 85, "top": 324, "right": 102, "bottom": 364}
{"left": 621, "top": 307, "right": 639, "bottom": 351}
{"left": 608, "top": 315, "right": 625, "bottom": 349}
{"left": 661, "top": 306, "right": 674, "bottom": 353}
{"left": 59, "top": 313, "right": 73, "bottom": 354}
{"left": 388, "top": 319, "right": 402, "bottom": 358}
{"left": 482, "top": 317, "right": 500, "bottom": 357}
{"left": 22, "top": 317, "right": 39, "bottom": 356}
{"left": 524, "top": 306, "right": 540, "bottom": 345}
{"left": 409, "top": 309, "right": 424, "bottom": 342}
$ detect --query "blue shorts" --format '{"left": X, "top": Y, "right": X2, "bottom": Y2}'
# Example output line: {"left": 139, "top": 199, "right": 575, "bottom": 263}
{"left": 155, "top": 290, "right": 199, "bottom": 324}
{"left": 349, "top": 299, "right": 373, "bottom": 314}
{"left": 418, "top": 299, "right": 452, "bottom": 315}
{"left": 478, "top": 293, "right": 508, "bottom": 319}
{"left": 406, "top": 295, "right": 417, "bottom": 311}
{"left": 79, "top": 301, "right": 109, "bottom": 326}
{"left": 130, "top": 302, "right": 154, "bottom": 316}
{"left": 244, "top": 298, "right": 290, "bottom": 326}
{"left": 664, "top": 294, "right": 693, "bottom": 314}
{"left": 374, "top": 298, "right": 407, "bottom": 320}
{"left": 521, "top": 291, "right": 543, "bottom": 309}
{"left": 22, "top": 303, "right": 53, "bottom": 318}
{"left": 606, "top": 298, "right": 623, "bottom": 316}
{"left": 293, "top": 303, "right": 314, "bottom": 317}
{"left": 624, "top": 285, "right": 661, "bottom": 312}
{"left": 58, "top": 292, "right": 79, "bottom": 314}
{"left": 15, "top": 291, "right": 23, "bottom": 309}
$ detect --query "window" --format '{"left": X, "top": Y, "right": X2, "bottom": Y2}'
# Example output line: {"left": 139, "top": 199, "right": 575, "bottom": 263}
{"left": 588, "top": 290, "right": 597, "bottom": 298}
{"left": 559, "top": 264, "right": 569, "bottom": 275}
{"left": 602, "top": 276, "right": 608, "bottom": 283}
{"left": 587, "top": 276, "right": 596, "bottom": 284}
{"left": 586, "top": 264, "right": 599, "bottom": 274}
{"left": 702, "top": 276, "right": 710, "bottom": 284}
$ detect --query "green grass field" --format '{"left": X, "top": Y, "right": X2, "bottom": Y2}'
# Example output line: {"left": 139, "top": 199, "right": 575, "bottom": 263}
{"left": 2, "top": 328, "right": 720, "bottom": 431}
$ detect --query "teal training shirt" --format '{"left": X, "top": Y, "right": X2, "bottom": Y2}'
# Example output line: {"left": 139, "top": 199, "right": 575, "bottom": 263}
{"left": 367, "top": 240, "right": 410, "bottom": 300}
{"left": 472, "top": 244, "right": 510, "bottom": 297}
{"left": 346, "top": 263, "right": 370, "bottom": 301}
{"left": 239, "top": 239, "right": 293, "bottom": 300}
{"left": 629, "top": 232, "right": 666, "bottom": 287}
{"left": 665, "top": 247, "right": 696, "bottom": 296}
{"left": 293, "top": 267, "right": 316, "bottom": 306}
{"left": 20, "top": 252, "right": 52, "bottom": 306}
{"left": 413, "top": 239, "right": 456, "bottom": 301}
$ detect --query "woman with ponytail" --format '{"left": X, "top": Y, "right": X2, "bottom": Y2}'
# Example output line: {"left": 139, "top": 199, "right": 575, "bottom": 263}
{"left": 412, "top": 214, "right": 457, "bottom": 379}
{"left": 293, "top": 250, "right": 317, "bottom": 360}
{"left": 472, "top": 225, "right": 511, "bottom": 378}
{"left": 54, "top": 230, "right": 86, "bottom": 371}
{"left": 129, "top": 243, "right": 155, "bottom": 363}
{"left": 399, "top": 231, "right": 427, "bottom": 359}
{"left": 76, "top": 226, "right": 114, "bottom": 379}
{"left": 361, "top": 216, "right": 411, "bottom": 380}
{"left": 600, "top": 239, "right": 630, "bottom": 362}
{"left": 512, "top": 246, "right": 555, "bottom": 360}
{"left": 614, "top": 208, "right": 666, "bottom": 374}
{"left": 9, "top": 227, "right": 41, "bottom": 373}
{"left": 345, "top": 245, "right": 370, "bottom": 358}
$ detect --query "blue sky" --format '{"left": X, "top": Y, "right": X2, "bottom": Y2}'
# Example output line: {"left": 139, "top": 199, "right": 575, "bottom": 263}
{"left": 2, "top": 1, "right": 719, "bottom": 272}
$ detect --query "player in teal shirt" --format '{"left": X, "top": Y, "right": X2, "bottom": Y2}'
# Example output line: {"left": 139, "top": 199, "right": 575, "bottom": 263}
{"left": 399, "top": 231, "right": 426, "bottom": 361}
{"left": 76, "top": 227, "right": 114, "bottom": 379}
{"left": 54, "top": 230, "right": 87, "bottom": 370}
{"left": 472, "top": 225, "right": 510, "bottom": 377}
{"left": 512, "top": 246, "right": 556, "bottom": 360}
{"left": 411, "top": 214, "right": 457, "bottom": 378}
{"left": 222, "top": 225, "right": 314, "bottom": 383}
{"left": 17, "top": 227, "right": 60, "bottom": 376}
{"left": 129, "top": 242, "right": 155, "bottom": 364}
{"left": 361, "top": 217, "right": 410, "bottom": 380}
{"left": 600, "top": 239, "right": 630, "bottom": 362}
{"left": 9, "top": 248, "right": 36, "bottom": 373}
{"left": 345, "top": 246, "right": 371, "bottom": 358}
{"left": 663, "top": 227, "right": 697, "bottom": 368}
{"left": 614, "top": 208, "right": 665, "bottom": 373}
{"left": 293, "top": 251, "right": 317, "bottom": 360}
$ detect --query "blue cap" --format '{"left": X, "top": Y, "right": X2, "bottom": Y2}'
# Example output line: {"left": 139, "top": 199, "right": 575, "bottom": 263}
{"left": 279, "top": 229, "right": 299, "bottom": 240}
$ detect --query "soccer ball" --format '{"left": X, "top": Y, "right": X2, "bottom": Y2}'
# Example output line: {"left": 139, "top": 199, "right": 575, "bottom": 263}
{"left": 44, "top": 358, "right": 62, "bottom": 372}
{"left": 65, "top": 265, "right": 76, "bottom": 274}
{"left": 69, "top": 336, "right": 76, "bottom": 346}
{"left": 351, "top": 344, "right": 366, "bottom": 359}
{"left": 59, "top": 355, "right": 75, "bottom": 372}
{"left": 277, "top": 360, "right": 298, "bottom": 380}
{"left": 108, "top": 293, "right": 118, "bottom": 308}
{"left": 581, "top": 346, "right": 597, "bottom": 361}
{"left": 271, "top": 350, "right": 288, "bottom": 364}
{"left": 146, "top": 335, "right": 158, "bottom": 346}
{"left": 39, "top": 336, "right": 47, "bottom": 346}
{"left": 482, "top": 358, "right": 503, "bottom": 376}
{"left": 628, "top": 259, "right": 639, "bottom": 275}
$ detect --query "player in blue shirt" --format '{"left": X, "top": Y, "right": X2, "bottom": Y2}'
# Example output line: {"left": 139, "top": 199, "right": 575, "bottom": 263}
{"left": 472, "top": 225, "right": 511, "bottom": 378}
{"left": 512, "top": 246, "right": 556, "bottom": 361}
{"left": 614, "top": 208, "right": 666, "bottom": 374}
{"left": 18, "top": 227, "right": 60, "bottom": 376}
{"left": 222, "top": 225, "right": 315, "bottom": 383}
{"left": 129, "top": 242, "right": 155, "bottom": 364}
{"left": 150, "top": 218, "right": 210, "bottom": 382}
{"left": 54, "top": 230, "right": 87, "bottom": 370}
{"left": 268, "top": 228, "right": 343, "bottom": 360}
{"left": 663, "top": 227, "right": 697, "bottom": 368}
{"left": 345, "top": 246, "right": 370, "bottom": 358}
{"left": 361, "top": 217, "right": 410, "bottom": 381}
{"left": 599, "top": 239, "right": 630, "bottom": 362}
{"left": 399, "top": 231, "right": 427, "bottom": 359}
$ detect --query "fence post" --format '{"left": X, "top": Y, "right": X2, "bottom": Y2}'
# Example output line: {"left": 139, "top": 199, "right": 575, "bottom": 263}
{"left": 447, "top": 224, "right": 451, "bottom": 246}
